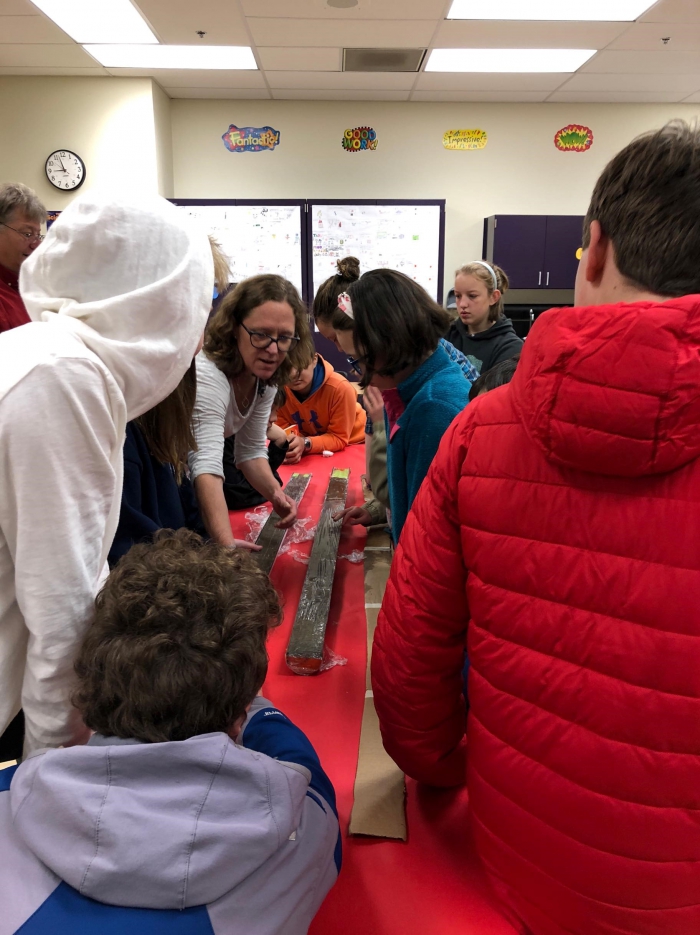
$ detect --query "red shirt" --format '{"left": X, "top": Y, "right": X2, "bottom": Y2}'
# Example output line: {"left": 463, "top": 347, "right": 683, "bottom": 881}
{"left": 0, "top": 262, "right": 31, "bottom": 334}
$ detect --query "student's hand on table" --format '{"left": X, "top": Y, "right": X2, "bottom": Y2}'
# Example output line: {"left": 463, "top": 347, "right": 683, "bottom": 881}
{"left": 334, "top": 506, "right": 374, "bottom": 528}
{"left": 284, "top": 434, "right": 305, "bottom": 464}
{"left": 272, "top": 490, "right": 298, "bottom": 529}
{"left": 363, "top": 385, "right": 385, "bottom": 423}
{"left": 233, "top": 538, "right": 262, "bottom": 551}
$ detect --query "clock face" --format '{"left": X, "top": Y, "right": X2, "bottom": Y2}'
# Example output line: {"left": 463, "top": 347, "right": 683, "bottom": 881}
{"left": 45, "top": 150, "right": 85, "bottom": 191}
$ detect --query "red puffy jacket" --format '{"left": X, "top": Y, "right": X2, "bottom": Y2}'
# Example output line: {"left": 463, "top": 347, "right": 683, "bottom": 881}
{"left": 372, "top": 298, "right": 700, "bottom": 935}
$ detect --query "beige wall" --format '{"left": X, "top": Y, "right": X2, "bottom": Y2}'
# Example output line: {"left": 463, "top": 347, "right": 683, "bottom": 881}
{"left": 152, "top": 82, "right": 174, "bottom": 198}
{"left": 0, "top": 76, "right": 168, "bottom": 210}
{"left": 172, "top": 99, "right": 700, "bottom": 292}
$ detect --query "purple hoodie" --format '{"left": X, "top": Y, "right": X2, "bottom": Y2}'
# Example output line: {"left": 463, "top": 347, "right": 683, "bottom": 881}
{"left": 0, "top": 698, "right": 340, "bottom": 934}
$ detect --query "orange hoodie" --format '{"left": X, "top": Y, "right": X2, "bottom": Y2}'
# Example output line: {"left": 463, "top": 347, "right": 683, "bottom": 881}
{"left": 276, "top": 356, "right": 366, "bottom": 454}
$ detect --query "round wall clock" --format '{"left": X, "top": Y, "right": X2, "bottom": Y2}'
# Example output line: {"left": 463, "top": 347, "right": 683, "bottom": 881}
{"left": 45, "top": 150, "right": 86, "bottom": 191}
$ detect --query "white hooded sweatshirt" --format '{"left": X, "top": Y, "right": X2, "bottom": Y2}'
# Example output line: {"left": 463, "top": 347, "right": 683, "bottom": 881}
{"left": 0, "top": 192, "right": 213, "bottom": 755}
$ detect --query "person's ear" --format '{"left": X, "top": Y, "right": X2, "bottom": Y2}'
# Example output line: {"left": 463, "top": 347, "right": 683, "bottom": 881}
{"left": 583, "top": 220, "right": 609, "bottom": 285}
{"left": 489, "top": 289, "right": 502, "bottom": 307}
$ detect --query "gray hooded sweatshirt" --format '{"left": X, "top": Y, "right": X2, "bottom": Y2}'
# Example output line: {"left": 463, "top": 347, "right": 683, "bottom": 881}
{"left": 0, "top": 698, "right": 340, "bottom": 934}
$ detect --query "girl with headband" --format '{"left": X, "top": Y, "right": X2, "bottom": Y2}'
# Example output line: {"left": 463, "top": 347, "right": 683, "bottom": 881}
{"left": 446, "top": 260, "right": 522, "bottom": 375}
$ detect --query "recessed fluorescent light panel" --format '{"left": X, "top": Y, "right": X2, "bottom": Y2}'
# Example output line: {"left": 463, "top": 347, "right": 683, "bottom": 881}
{"left": 426, "top": 48, "right": 596, "bottom": 72}
{"left": 84, "top": 45, "right": 258, "bottom": 69}
{"left": 446, "top": 0, "right": 655, "bottom": 21}
{"left": 30, "top": 0, "right": 157, "bottom": 43}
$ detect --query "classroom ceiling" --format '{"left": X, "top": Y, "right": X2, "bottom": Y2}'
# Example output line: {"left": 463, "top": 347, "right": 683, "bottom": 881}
{"left": 1, "top": 0, "right": 700, "bottom": 103}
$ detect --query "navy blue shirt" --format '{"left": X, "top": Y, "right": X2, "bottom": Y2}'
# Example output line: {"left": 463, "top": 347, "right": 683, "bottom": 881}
{"left": 108, "top": 422, "right": 205, "bottom": 567}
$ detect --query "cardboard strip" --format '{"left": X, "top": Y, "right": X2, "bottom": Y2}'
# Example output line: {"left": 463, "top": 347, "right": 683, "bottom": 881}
{"left": 254, "top": 473, "right": 311, "bottom": 575}
{"left": 286, "top": 469, "right": 349, "bottom": 675}
{"left": 349, "top": 525, "right": 407, "bottom": 840}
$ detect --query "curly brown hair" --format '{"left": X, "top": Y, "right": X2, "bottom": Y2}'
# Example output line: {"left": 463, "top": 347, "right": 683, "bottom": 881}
{"left": 204, "top": 274, "right": 313, "bottom": 387}
{"left": 73, "top": 529, "right": 282, "bottom": 743}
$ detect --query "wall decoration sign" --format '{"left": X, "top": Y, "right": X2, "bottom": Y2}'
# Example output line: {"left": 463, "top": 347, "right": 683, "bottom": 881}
{"left": 342, "top": 127, "right": 378, "bottom": 152}
{"left": 222, "top": 124, "right": 280, "bottom": 153}
{"left": 443, "top": 129, "right": 488, "bottom": 150}
{"left": 554, "top": 124, "right": 593, "bottom": 152}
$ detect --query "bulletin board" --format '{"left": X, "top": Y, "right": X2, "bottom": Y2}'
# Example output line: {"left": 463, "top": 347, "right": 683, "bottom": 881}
{"left": 308, "top": 200, "right": 446, "bottom": 303}
{"left": 170, "top": 199, "right": 307, "bottom": 298}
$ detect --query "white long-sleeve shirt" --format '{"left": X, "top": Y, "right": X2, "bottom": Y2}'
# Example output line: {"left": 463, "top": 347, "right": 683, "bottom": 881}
{"left": 188, "top": 352, "right": 276, "bottom": 480}
{"left": 0, "top": 326, "right": 123, "bottom": 753}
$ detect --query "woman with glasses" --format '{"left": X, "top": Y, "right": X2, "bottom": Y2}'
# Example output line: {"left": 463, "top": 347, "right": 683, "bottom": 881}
{"left": 0, "top": 182, "right": 46, "bottom": 334}
{"left": 189, "top": 274, "right": 312, "bottom": 546}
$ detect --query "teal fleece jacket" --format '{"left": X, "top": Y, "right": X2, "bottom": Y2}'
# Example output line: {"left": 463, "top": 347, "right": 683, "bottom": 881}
{"left": 383, "top": 344, "right": 471, "bottom": 543}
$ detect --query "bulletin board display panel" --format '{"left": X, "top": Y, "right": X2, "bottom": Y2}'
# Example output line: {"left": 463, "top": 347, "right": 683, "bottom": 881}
{"left": 309, "top": 201, "right": 445, "bottom": 303}
{"left": 171, "top": 200, "right": 306, "bottom": 297}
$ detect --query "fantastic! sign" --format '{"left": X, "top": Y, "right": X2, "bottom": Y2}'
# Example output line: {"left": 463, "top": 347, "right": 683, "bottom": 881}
{"left": 222, "top": 125, "right": 280, "bottom": 153}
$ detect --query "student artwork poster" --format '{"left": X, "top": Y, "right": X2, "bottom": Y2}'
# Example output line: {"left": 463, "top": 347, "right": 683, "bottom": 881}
{"left": 311, "top": 204, "right": 441, "bottom": 301}
{"left": 175, "top": 204, "right": 303, "bottom": 294}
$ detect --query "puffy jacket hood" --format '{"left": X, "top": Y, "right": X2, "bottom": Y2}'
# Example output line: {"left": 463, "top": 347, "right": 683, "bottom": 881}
{"left": 10, "top": 732, "right": 310, "bottom": 909}
{"left": 512, "top": 297, "right": 700, "bottom": 477}
{"left": 19, "top": 191, "right": 213, "bottom": 420}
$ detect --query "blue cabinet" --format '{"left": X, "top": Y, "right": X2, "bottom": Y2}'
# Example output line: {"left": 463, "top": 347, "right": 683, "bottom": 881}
{"left": 483, "top": 215, "right": 584, "bottom": 289}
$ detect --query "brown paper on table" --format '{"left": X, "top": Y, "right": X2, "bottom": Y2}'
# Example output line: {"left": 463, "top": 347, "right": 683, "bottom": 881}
{"left": 349, "top": 525, "right": 407, "bottom": 840}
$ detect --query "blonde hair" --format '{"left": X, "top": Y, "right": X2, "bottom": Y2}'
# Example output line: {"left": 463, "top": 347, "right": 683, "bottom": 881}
{"left": 456, "top": 262, "right": 510, "bottom": 322}
{"left": 209, "top": 235, "right": 231, "bottom": 292}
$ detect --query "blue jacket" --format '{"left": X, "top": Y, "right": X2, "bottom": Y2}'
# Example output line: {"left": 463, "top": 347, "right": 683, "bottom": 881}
{"left": 0, "top": 698, "right": 340, "bottom": 935}
{"left": 109, "top": 421, "right": 205, "bottom": 566}
{"left": 384, "top": 344, "right": 471, "bottom": 542}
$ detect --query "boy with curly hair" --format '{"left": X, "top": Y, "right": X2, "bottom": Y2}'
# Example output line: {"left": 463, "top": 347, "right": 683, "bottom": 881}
{"left": 0, "top": 530, "right": 340, "bottom": 934}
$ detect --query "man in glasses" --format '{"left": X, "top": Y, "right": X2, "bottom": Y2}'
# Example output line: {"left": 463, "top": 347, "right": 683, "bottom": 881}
{"left": 0, "top": 182, "right": 46, "bottom": 334}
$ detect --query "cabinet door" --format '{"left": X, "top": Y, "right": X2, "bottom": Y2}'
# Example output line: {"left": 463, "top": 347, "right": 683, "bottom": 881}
{"left": 543, "top": 216, "right": 584, "bottom": 289}
{"left": 490, "top": 215, "right": 547, "bottom": 289}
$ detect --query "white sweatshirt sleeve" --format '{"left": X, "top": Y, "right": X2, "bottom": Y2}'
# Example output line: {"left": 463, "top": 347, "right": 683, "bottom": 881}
{"left": 0, "top": 359, "right": 119, "bottom": 753}
{"left": 189, "top": 353, "right": 231, "bottom": 481}
{"left": 234, "top": 386, "right": 275, "bottom": 466}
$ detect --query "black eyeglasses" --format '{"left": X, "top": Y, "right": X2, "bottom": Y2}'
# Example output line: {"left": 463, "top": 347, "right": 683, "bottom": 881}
{"left": 241, "top": 322, "right": 299, "bottom": 352}
{"left": 0, "top": 221, "right": 44, "bottom": 243}
{"left": 347, "top": 355, "right": 365, "bottom": 374}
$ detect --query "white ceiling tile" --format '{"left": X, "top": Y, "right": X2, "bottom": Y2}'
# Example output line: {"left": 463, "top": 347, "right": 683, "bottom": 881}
{"left": 247, "top": 18, "right": 435, "bottom": 47}
{"left": 164, "top": 87, "right": 272, "bottom": 99}
{"left": 641, "top": 0, "right": 700, "bottom": 23}
{"left": 137, "top": 0, "right": 250, "bottom": 45}
{"left": 412, "top": 89, "right": 550, "bottom": 101}
{"left": 266, "top": 70, "right": 416, "bottom": 89}
{"left": 434, "top": 20, "right": 629, "bottom": 48}
{"left": 558, "top": 71, "right": 700, "bottom": 92}
{"left": 271, "top": 88, "right": 410, "bottom": 100}
{"left": 257, "top": 47, "right": 341, "bottom": 71}
{"left": 0, "top": 65, "right": 109, "bottom": 75}
{"left": 682, "top": 89, "right": 700, "bottom": 101}
{"left": 547, "top": 89, "right": 688, "bottom": 102}
{"left": 103, "top": 68, "right": 267, "bottom": 88}
{"left": 581, "top": 50, "right": 700, "bottom": 72}
{"left": 240, "top": 0, "right": 446, "bottom": 19}
{"left": 416, "top": 71, "right": 569, "bottom": 91}
{"left": 0, "top": 43, "right": 96, "bottom": 66}
{"left": 0, "top": 14, "right": 73, "bottom": 42}
{"left": 607, "top": 22, "right": 700, "bottom": 49}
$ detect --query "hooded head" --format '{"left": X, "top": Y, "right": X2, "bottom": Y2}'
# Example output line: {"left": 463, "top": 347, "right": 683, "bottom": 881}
{"left": 19, "top": 191, "right": 214, "bottom": 420}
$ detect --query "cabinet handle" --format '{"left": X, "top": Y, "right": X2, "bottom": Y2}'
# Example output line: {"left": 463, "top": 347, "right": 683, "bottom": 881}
{"left": 538, "top": 271, "right": 542, "bottom": 286}
{"left": 546, "top": 271, "right": 550, "bottom": 286}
